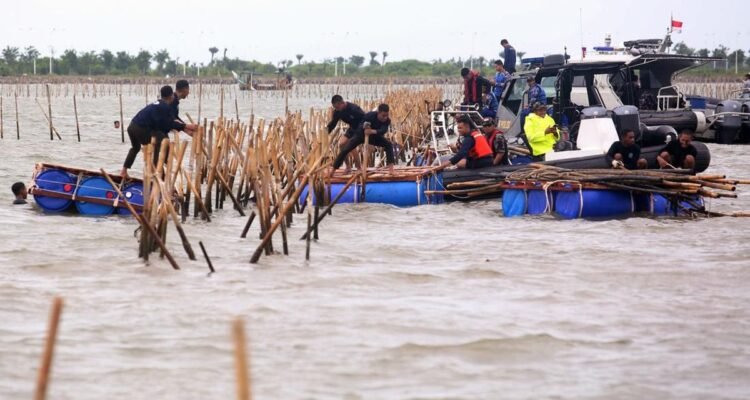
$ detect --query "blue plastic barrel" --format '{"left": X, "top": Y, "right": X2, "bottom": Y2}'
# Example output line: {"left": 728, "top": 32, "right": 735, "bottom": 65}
{"left": 555, "top": 190, "right": 633, "bottom": 219}
{"left": 33, "top": 169, "right": 75, "bottom": 212}
{"left": 636, "top": 193, "right": 705, "bottom": 216}
{"left": 299, "top": 182, "right": 359, "bottom": 206}
{"left": 502, "top": 189, "right": 527, "bottom": 217}
{"left": 527, "top": 189, "right": 553, "bottom": 215}
{"left": 75, "top": 176, "right": 115, "bottom": 216}
{"left": 117, "top": 182, "right": 145, "bottom": 216}
{"left": 364, "top": 181, "right": 423, "bottom": 207}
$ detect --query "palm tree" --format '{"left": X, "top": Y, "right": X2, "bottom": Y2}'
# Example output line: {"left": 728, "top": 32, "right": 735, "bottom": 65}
{"left": 153, "top": 49, "right": 170, "bottom": 73}
{"left": 369, "top": 51, "right": 378, "bottom": 65}
{"left": 296, "top": 54, "right": 304, "bottom": 65}
{"left": 208, "top": 47, "right": 219, "bottom": 64}
{"left": 382, "top": 51, "right": 388, "bottom": 65}
{"left": 223, "top": 48, "right": 228, "bottom": 61}
{"left": 2, "top": 46, "right": 20, "bottom": 64}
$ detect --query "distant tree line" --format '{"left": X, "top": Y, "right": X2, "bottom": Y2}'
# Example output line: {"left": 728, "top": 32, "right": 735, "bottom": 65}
{"left": 2, "top": 42, "right": 743, "bottom": 78}
{"left": 0, "top": 45, "right": 520, "bottom": 78}
{"left": 672, "top": 41, "right": 750, "bottom": 73}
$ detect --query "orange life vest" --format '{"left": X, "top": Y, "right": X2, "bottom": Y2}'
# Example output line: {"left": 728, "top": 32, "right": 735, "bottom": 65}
{"left": 469, "top": 131, "right": 493, "bottom": 159}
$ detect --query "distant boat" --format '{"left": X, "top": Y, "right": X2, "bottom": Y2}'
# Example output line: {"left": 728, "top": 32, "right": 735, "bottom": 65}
{"left": 232, "top": 70, "right": 294, "bottom": 91}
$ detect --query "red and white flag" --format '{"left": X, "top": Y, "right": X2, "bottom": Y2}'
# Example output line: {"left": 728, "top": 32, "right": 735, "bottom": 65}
{"left": 671, "top": 19, "right": 683, "bottom": 33}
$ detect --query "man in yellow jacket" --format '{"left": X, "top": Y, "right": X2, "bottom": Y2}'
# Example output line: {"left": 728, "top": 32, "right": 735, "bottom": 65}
{"left": 523, "top": 102, "right": 560, "bottom": 160}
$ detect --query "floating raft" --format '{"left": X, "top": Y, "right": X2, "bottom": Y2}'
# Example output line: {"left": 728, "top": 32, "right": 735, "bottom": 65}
{"left": 302, "top": 166, "right": 445, "bottom": 207}
{"left": 29, "top": 163, "right": 144, "bottom": 216}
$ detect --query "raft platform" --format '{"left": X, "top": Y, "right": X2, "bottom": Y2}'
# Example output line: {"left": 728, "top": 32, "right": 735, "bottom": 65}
{"left": 29, "top": 163, "right": 145, "bottom": 216}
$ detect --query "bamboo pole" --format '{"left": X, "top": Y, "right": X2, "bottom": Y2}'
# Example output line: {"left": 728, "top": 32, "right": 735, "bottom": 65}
{"left": 301, "top": 174, "right": 358, "bottom": 240}
{"left": 101, "top": 169, "right": 181, "bottom": 270}
{"left": 34, "top": 297, "right": 63, "bottom": 400}
{"left": 119, "top": 92, "right": 125, "bottom": 143}
{"left": 14, "top": 90, "right": 19, "bottom": 139}
{"left": 73, "top": 94, "right": 80, "bottom": 142}
{"left": 34, "top": 99, "right": 62, "bottom": 140}
{"left": 199, "top": 241, "right": 216, "bottom": 274}
{"left": 0, "top": 96, "right": 3, "bottom": 139}
{"left": 232, "top": 318, "right": 252, "bottom": 400}
{"left": 46, "top": 84, "right": 53, "bottom": 141}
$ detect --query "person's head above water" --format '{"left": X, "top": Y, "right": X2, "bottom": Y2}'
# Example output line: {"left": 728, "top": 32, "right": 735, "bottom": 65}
{"left": 331, "top": 94, "right": 347, "bottom": 111}
{"left": 175, "top": 80, "right": 190, "bottom": 99}
{"left": 11, "top": 182, "right": 27, "bottom": 200}
{"left": 620, "top": 129, "right": 636, "bottom": 146}
{"left": 160, "top": 86, "right": 175, "bottom": 104}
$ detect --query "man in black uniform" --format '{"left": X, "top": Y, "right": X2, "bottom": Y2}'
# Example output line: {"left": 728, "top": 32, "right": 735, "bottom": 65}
{"left": 327, "top": 95, "right": 365, "bottom": 143}
{"left": 331, "top": 104, "right": 395, "bottom": 175}
{"left": 172, "top": 79, "right": 190, "bottom": 123}
{"left": 606, "top": 129, "right": 647, "bottom": 169}
{"left": 120, "top": 86, "right": 198, "bottom": 178}
{"left": 657, "top": 129, "right": 697, "bottom": 170}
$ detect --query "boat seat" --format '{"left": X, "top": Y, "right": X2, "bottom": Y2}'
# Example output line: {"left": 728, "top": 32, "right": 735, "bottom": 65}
{"left": 576, "top": 118, "right": 620, "bottom": 154}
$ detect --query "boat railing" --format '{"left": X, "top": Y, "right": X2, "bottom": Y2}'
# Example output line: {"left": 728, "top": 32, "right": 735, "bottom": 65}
{"left": 657, "top": 85, "right": 685, "bottom": 111}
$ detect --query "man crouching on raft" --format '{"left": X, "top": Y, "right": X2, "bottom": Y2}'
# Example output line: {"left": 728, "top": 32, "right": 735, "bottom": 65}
{"left": 441, "top": 116, "right": 494, "bottom": 169}
{"left": 330, "top": 104, "right": 395, "bottom": 176}
{"left": 120, "top": 85, "right": 198, "bottom": 178}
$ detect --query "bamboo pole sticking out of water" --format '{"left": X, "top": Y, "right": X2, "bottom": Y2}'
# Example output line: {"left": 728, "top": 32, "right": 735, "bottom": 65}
{"left": 119, "top": 92, "right": 125, "bottom": 143}
{"left": 34, "top": 99, "right": 62, "bottom": 140}
{"left": 34, "top": 296, "right": 63, "bottom": 400}
{"left": 73, "top": 94, "right": 81, "bottom": 142}
{"left": 15, "top": 90, "right": 20, "bottom": 139}
{"left": 1, "top": 96, "right": 4, "bottom": 139}
{"left": 46, "top": 84, "right": 53, "bottom": 141}
{"left": 232, "top": 318, "right": 252, "bottom": 400}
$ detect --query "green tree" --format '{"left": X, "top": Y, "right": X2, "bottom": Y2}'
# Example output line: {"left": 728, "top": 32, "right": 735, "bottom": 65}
{"left": 696, "top": 48, "right": 710, "bottom": 58}
{"left": 382, "top": 51, "right": 388, "bottom": 65}
{"left": 100, "top": 50, "right": 114, "bottom": 71}
{"left": 135, "top": 50, "right": 152, "bottom": 74}
{"left": 153, "top": 49, "right": 170, "bottom": 73}
{"left": 369, "top": 51, "right": 378, "bottom": 66}
{"left": 673, "top": 41, "right": 695, "bottom": 56}
{"left": 2, "top": 46, "right": 20, "bottom": 64}
{"left": 296, "top": 54, "right": 303, "bottom": 64}
{"left": 60, "top": 49, "right": 79, "bottom": 74}
{"left": 349, "top": 55, "right": 365, "bottom": 67}
{"left": 712, "top": 45, "right": 728, "bottom": 59}
{"left": 115, "top": 51, "right": 131, "bottom": 72}
{"left": 209, "top": 47, "right": 219, "bottom": 64}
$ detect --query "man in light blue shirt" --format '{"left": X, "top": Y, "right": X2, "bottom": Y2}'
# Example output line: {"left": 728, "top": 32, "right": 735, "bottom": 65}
{"left": 491, "top": 59, "right": 511, "bottom": 98}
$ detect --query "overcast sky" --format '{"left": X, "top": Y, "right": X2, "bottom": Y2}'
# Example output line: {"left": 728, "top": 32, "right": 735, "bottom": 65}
{"left": 2, "top": 0, "right": 748, "bottom": 64}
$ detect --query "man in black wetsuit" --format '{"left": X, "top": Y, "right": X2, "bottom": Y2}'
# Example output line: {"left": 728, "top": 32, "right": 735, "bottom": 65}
{"left": 327, "top": 95, "right": 365, "bottom": 144}
{"left": 657, "top": 129, "right": 698, "bottom": 170}
{"left": 331, "top": 103, "right": 395, "bottom": 175}
{"left": 172, "top": 79, "right": 190, "bottom": 123}
{"left": 606, "top": 129, "right": 647, "bottom": 169}
{"left": 120, "top": 86, "right": 198, "bottom": 178}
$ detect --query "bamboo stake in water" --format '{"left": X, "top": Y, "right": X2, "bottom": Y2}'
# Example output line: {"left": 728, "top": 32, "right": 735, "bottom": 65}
{"left": 46, "top": 84, "right": 53, "bottom": 141}
{"left": 73, "top": 94, "right": 81, "bottom": 142}
{"left": 0, "top": 96, "right": 4, "bottom": 139}
{"left": 15, "top": 91, "right": 19, "bottom": 139}
{"left": 232, "top": 318, "right": 252, "bottom": 400}
{"left": 34, "top": 296, "right": 63, "bottom": 400}
{"left": 119, "top": 92, "right": 125, "bottom": 143}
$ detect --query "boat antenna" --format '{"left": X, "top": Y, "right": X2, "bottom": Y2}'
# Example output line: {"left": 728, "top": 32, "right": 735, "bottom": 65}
{"left": 579, "top": 8, "right": 585, "bottom": 57}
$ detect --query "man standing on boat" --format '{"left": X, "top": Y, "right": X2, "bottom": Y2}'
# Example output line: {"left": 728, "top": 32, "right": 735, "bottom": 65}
{"left": 120, "top": 86, "right": 198, "bottom": 178}
{"left": 500, "top": 39, "right": 517, "bottom": 74}
{"left": 331, "top": 104, "right": 395, "bottom": 176}
{"left": 520, "top": 77, "right": 547, "bottom": 130}
{"left": 172, "top": 80, "right": 190, "bottom": 123}
{"left": 491, "top": 60, "right": 511, "bottom": 99}
{"left": 442, "top": 116, "right": 494, "bottom": 169}
{"left": 523, "top": 102, "right": 559, "bottom": 160}
{"left": 461, "top": 68, "right": 493, "bottom": 111}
